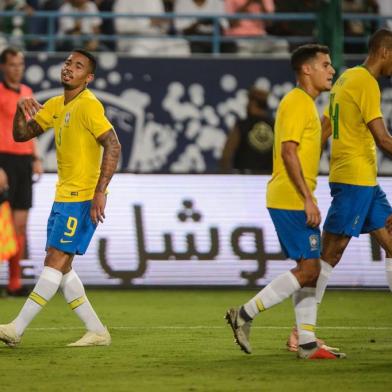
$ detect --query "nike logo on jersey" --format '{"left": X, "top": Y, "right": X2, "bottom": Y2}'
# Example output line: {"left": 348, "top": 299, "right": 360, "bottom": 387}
{"left": 53, "top": 115, "right": 58, "bottom": 119}
{"left": 60, "top": 239, "right": 72, "bottom": 244}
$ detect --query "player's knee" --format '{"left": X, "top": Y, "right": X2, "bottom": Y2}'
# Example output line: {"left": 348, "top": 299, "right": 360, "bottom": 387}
{"left": 380, "top": 238, "right": 392, "bottom": 256}
{"left": 322, "top": 248, "right": 344, "bottom": 266}
{"left": 297, "top": 261, "right": 320, "bottom": 286}
{"left": 304, "top": 268, "right": 320, "bottom": 285}
{"left": 44, "top": 247, "right": 73, "bottom": 273}
{"left": 13, "top": 222, "right": 27, "bottom": 236}
{"left": 383, "top": 249, "right": 392, "bottom": 259}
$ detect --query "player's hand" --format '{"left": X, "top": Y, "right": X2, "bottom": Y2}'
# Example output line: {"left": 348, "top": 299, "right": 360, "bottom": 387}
{"left": 304, "top": 197, "right": 321, "bottom": 228}
{"left": 90, "top": 191, "right": 107, "bottom": 225}
{"left": 32, "top": 158, "right": 44, "bottom": 182}
{"left": 0, "top": 168, "right": 8, "bottom": 193}
{"left": 386, "top": 214, "right": 392, "bottom": 235}
{"left": 17, "top": 97, "right": 43, "bottom": 119}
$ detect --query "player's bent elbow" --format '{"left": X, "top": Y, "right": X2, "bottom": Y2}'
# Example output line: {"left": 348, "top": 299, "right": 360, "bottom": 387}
{"left": 376, "top": 136, "right": 392, "bottom": 153}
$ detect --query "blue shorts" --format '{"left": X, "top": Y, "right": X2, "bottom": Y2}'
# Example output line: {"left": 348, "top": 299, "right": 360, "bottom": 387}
{"left": 268, "top": 208, "right": 321, "bottom": 261}
{"left": 46, "top": 201, "right": 97, "bottom": 255}
{"left": 323, "top": 183, "right": 392, "bottom": 237}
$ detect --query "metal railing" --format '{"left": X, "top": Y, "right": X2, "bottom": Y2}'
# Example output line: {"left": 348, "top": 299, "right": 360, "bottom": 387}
{"left": 0, "top": 11, "right": 389, "bottom": 53}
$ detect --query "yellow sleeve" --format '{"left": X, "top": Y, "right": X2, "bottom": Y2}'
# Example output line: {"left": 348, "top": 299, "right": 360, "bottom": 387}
{"left": 34, "top": 97, "right": 56, "bottom": 131}
{"left": 82, "top": 99, "right": 113, "bottom": 139}
{"left": 279, "top": 96, "right": 307, "bottom": 143}
{"left": 357, "top": 79, "right": 382, "bottom": 124}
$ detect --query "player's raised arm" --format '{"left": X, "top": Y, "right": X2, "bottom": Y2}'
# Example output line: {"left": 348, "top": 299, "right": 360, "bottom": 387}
{"left": 13, "top": 97, "right": 44, "bottom": 142}
{"left": 91, "top": 128, "right": 121, "bottom": 224}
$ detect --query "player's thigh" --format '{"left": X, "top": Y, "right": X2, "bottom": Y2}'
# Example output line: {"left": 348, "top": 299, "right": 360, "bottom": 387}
{"left": 46, "top": 201, "right": 97, "bottom": 255}
{"left": 268, "top": 208, "right": 321, "bottom": 261}
{"left": 323, "top": 183, "right": 374, "bottom": 237}
{"left": 321, "top": 231, "right": 351, "bottom": 266}
{"left": 362, "top": 185, "right": 392, "bottom": 234}
{"left": 12, "top": 209, "right": 29, "bottom": 235}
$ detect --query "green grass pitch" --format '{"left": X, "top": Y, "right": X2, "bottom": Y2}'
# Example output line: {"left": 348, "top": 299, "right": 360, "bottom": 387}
{"left": 0, "top": 289, "right": 391, "bottom": 392}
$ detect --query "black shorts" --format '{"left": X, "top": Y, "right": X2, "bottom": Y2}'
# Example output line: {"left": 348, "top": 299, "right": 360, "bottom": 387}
{"left": 0, "top": 153, "right": 33, "bottom": 210}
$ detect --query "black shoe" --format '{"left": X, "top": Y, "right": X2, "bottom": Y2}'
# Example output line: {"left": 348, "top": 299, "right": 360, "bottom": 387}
{"left": 6, "top": 287, "right": 30, "bottom": 297}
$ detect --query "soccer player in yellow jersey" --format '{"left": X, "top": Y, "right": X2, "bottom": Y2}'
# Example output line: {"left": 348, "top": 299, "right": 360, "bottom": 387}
{"left": 287, "top": 28, "right": 392, "bottom": 352}
{"left": 0, "top": 49, "right": 121, "bottom": 347}
{"left": 226, "top": 44, "right": 344, "bottom": 359}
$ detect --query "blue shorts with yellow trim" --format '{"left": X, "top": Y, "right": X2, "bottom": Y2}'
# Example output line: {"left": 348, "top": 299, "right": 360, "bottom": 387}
{"left": 46, "top": 201, "right": 97, "bottom": 255}
{"left": 323, "top": 183, "right": 392, "bottom": 237}
{"left": 268, "top": 208, "right": 321, "bottom": 261}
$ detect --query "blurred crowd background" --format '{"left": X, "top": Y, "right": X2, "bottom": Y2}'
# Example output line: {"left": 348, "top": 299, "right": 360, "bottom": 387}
{"left": 0, "top": 0, "right": 389, "bottom": 55}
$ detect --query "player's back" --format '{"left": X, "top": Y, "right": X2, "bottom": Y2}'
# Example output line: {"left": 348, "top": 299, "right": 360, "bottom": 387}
{"left": 327, "top": 66, "right": 382, "bottom": 186}
{"left": 267, "top": 88, "right": 321, "bottom": 210}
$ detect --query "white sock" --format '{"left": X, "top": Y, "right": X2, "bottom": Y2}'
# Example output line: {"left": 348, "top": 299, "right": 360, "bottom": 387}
{"left": 13, "top": 267, "right": 63, "bottom": 336}
{"left": 315, "top": 259, "right": 333, "bottom": 304}
{"left": 244, "top": 271, "right": 300, "bottom": 318}
{"left": 292, "top": 287, "right": 317, "bottom": 346}
{"left": 60, "top": 269, "right": 106, "bottom": 334}
{"left": 385, "top": 258, "right": 392, "bottom": 291}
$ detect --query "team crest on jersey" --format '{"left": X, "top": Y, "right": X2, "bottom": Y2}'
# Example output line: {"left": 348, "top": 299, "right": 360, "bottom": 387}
{"left": 64, "top": 112, "right": 71, "bottom": 125}
{"left": 309, "top": 234, "right": 319, "bottom": 251}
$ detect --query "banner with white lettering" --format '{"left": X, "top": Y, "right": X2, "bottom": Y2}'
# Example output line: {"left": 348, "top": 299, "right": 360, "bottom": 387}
{"left": 0, "top": 174, "right": 388, "bottom": 288}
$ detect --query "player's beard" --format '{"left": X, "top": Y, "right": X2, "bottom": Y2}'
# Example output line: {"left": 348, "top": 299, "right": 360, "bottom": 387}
{"left": 61, "top": 81, "right": 75, "bottom": 90}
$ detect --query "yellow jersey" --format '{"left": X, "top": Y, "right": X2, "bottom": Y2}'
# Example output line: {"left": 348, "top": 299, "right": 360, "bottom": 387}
{"left": 35, "top": 89, "right": 113, "bottom": 202}
{"left": 267, "top": 88, "right": 321, "bottom": 210}
{"left": 324, "top": 66, "right": 382, "bottom": 186}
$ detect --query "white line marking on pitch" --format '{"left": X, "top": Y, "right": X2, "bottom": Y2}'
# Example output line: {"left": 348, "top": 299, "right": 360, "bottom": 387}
{"left": 28, "top": 326, "right": 392, "bottom": 331}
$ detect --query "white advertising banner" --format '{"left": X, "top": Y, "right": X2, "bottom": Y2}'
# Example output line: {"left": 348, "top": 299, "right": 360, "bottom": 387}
{"left": 1, "top": 174, "right": 389, "bottom": 287}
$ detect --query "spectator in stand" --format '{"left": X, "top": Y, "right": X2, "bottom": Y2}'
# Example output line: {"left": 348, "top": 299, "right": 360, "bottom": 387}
{"left": 58, "top": 0, "right": 102, "bottom": 51}
{"left": 220, "top": 86, "right": 274, "bottom": 174}
{"left": 25, "top": 1, "right": 64, "bottom": 51}
{"left": 375, "top": 0, "right": 392, "bottom": 30}
{"left": 163, "top": 0, "right": 175, "bottom": 12}
{"left": 267, "top": 0, "right": 317, "bottom": 51}
{"left": 343, "top": 0, "right": 378, "bottom": 53}
{"left": 0, "top": 0, "right": 31, "bottom": 48}
{"left": 94, "top": 0, "right": 115, "bottom": 50}
{"left": 174, "top": 0, "right": 234, "bottom": 54}
{"left": 114, "top": 0, "right": 189, "bottom": 55}
{"left": 224, "top": 0, "right": 287, "bottom": 54}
